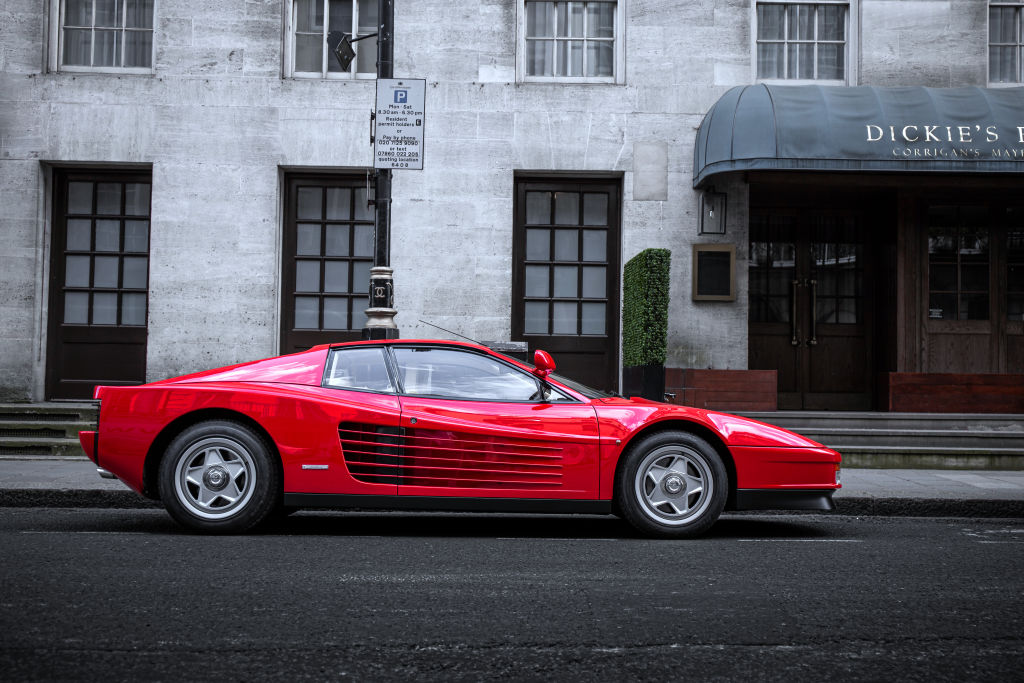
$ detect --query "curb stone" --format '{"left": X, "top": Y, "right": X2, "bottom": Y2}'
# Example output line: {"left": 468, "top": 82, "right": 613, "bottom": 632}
{"left": 1, "top": 490, "right": 1022, "bottom": 518}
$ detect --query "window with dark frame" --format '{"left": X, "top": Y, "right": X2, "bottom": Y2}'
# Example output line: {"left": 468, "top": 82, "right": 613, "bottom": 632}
{"left": 811, "top": 217, "right": 862, "bottom": 324}
{"left": 521, "top": 190, "right": 611, "bottom": 337}
{"left": 59, "top": 178, "right": 151, "bottom": 327}
{"left": 927, "top": 205, "right": 991, "bottom": 322}
{"left": 749, "top": 216, "right": 796, "bottom": 323}
{"left": 281, "top": 175, "right": 374, "bottom": 352}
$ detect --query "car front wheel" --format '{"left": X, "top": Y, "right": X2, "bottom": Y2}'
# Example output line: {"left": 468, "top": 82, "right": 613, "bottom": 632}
{"left": 159, "top": 421, "right": 280, "bottom": 533}
{"left": 617, "top": 431, "right": 728, "bottom": 538}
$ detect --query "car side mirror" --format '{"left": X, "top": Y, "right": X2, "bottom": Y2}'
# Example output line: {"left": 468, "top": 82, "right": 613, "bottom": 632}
{"left": 532, "top": 350, "right": 556, "bottom": 379}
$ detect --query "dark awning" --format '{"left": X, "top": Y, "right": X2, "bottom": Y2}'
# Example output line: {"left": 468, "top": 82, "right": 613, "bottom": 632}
{"left": 693, "top": 84, "right": 1024, "bottom": 188}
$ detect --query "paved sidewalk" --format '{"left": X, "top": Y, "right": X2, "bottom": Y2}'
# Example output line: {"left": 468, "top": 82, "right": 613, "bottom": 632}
{"left": 1, "top": 456, "right": 1023, "bottom": 517}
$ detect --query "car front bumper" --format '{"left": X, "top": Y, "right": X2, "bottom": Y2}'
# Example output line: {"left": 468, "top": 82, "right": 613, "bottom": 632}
{"left": 733, "top": 488, "right": 837, "bottom": 512}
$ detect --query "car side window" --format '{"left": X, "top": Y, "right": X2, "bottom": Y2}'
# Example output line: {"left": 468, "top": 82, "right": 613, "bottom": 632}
{"left": 393, "top": 347, "right": 556, "bottom": 402}
{"left": 323, "top": 347, "right": 395, "bottom": 393}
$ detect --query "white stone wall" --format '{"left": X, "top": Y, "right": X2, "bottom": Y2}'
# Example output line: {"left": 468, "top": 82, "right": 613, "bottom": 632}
{"left": 860, "top": 0, "right": 988, "bottom": 86}
{"left": 0, "top": 0, "right": 997, "bottom": 399}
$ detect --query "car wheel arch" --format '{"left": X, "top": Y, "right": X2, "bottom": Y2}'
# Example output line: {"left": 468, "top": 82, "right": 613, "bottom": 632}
{"left": 143, "top": 408, "right": 283, "bottom": 500}
{"left": 612, "top": 420, "right": 737, "bottom": 511}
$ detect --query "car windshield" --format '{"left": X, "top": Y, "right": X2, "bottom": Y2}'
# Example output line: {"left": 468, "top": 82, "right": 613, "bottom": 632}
{"left": 548, "top": 372, "right": 618, "bottom": 399}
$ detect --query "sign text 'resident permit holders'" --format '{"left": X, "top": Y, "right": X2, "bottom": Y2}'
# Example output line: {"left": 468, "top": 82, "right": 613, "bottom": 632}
{"left": 374, "top": 79, "right": 425, "bottom": 170}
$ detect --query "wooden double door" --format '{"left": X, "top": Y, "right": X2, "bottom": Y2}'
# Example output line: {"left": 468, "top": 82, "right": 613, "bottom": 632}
{"left": 749, "top": 208, "right": 879, "bottom": 410}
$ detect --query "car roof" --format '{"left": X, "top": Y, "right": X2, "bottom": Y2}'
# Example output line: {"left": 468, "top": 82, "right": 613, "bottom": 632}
{"left": 324, "top": 339, "right": 494, "bottom": 353}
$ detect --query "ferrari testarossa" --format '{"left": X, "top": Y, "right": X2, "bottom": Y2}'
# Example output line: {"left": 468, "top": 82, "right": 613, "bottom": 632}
{"left": 79, "top": 339, "right": 841, "bottom": 537}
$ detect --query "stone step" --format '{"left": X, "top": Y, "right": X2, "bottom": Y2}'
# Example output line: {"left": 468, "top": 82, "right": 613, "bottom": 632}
{"left": 0, "top": 437, "right": 85, "bottom": 458}
{"left": 740, "top": 411, "right": 1024, "bottom": 470}
{"left": 740, "top": 411, "right": 1024, "bottom": 432}
{"left": 786, "top": 428, "right": 1024, "bottom": 450}
{"left": 0, "top": 403, "right": 98, "bottom": 457}
{"left": 0, "top": 422, "right": 95, "bottom": 439}
{"left": 837, "top": 447, "right": 1024, "bottom": 470}
{"left": 0, "top": 404, "right": 97, "bottom": 422}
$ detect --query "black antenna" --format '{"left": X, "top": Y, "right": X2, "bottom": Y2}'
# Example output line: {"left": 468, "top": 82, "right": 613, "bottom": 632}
{"left": 418, "top": 319, "right": 484, "bottom": 346}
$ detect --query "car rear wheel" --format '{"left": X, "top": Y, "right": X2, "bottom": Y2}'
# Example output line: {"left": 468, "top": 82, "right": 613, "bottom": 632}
{"left": 617, "top": 431, "right": 727, "bottom": 538}
{"left": 159, "top": 421, "right": 280, "bottom": 533}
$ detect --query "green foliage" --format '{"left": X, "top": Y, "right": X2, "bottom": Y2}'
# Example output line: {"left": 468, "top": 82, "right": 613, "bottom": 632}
{"left": 622, "top": 248, "right": 671, "bottom": 367}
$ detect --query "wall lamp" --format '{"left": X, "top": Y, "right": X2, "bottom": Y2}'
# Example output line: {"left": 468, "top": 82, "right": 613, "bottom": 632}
{"left": 700, "top": 188, "right": 727, "bottom": 234}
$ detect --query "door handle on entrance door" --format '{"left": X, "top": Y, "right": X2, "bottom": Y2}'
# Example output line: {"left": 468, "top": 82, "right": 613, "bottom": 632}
{"left": 807, "top": 279, "right": 818, "bottom": 346}
{"left": 791, "top": 279, "right": 800, "bottom": 346}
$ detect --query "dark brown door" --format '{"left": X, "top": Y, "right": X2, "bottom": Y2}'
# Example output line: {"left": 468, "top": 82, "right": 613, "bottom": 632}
{"left": 46, "top": 169, "right": 151, "bottom": 400}
{"left": 513, "top": 178, "right": 621, "bottom": 393}
{"left": 749, "top": 211, "right": 874, "bottom": 410}
{"left": 921, "top": 200, "right": 1024, "bottom": 374}
{"left": 280, "top": 174, "right": 375, "bottom": 353}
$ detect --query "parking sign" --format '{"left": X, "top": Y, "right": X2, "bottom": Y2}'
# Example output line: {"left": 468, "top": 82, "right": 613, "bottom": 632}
{"left": 374, "top": 79, "right": 425, "bottom": 170}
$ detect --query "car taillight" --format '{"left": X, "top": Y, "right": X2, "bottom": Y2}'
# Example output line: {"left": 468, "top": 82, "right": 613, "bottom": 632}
{"left": 93, "top": 397, "right": 101, "bottom": 466}
{"left": 834, "top": 463, "right": 841, "bottom": 487}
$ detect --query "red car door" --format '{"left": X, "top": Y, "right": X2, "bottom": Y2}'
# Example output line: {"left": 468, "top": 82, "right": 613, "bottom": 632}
{"left": 291, "top": 345, "right": 403, "bottom": 495}
{"left": 391, "top": 346, "right": 601, "bottom": 499}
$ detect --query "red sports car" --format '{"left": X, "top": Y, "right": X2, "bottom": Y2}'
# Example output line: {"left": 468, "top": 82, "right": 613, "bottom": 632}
{"left": 79, "top": 340, "right": 841, "bottom": 537}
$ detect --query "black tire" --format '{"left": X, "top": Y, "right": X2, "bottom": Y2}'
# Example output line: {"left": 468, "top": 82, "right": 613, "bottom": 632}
{"left": 616, "top": 430, "right": 728, "bottom": 538}
{"left": 158, "top": 421, "right": 280, "bottom": 533}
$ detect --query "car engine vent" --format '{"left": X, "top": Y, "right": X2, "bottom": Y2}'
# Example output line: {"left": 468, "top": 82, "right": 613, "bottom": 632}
{"left": 338, "top": 423, "right": 402, "bottom": 485}
{"left": 338, "top": 422, "right": 563, "bottom": 490}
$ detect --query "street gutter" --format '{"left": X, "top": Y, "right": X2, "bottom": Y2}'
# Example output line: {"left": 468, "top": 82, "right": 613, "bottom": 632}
{"left": 1, "top": 490, "right": 1022, "bottom": 519}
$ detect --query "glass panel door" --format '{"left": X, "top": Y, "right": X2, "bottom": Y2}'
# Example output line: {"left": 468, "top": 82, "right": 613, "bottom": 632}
{"left": 514, "top": 178, "right": 620, "bottom": 393}
{"left": 47, "top": 169, "right": 151, "bottom": 399}
{"left": 281, "top": 174, "right": 374, "bottom": 353}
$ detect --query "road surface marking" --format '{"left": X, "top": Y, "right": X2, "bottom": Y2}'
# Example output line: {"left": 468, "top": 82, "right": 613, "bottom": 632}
{"left": 736, "top": 539, "right": 862, "bottom": 543}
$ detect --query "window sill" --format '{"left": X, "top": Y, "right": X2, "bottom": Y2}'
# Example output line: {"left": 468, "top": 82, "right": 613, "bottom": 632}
{"left": 288, "top": 72, "right": 378, "bottom": 80}
{"left": 517, "top": 77, "right": 623, "bottom": 86}
{"left": 756, "top": 78, "right": 848, "bottom": 86}
{"left": 57, "top": 66, "right": 155, "bottom": 76}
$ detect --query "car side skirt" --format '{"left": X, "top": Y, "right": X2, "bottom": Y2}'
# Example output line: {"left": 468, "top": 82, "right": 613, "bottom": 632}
{"left": 733, "top": 488, "right": 836, "bottom": 512}
{"left": 283, "top": 493, "right": 613, "bottom": 515}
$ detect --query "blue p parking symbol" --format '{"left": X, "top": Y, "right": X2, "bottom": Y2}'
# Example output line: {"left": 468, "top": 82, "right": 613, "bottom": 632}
{"left": 394, "top": 90, "right": 408, "bottom": 104}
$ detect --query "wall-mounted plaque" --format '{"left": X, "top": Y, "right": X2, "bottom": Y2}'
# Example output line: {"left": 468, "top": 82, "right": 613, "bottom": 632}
{"left": 692, "top": 244, "right": 735, "bottom": 301}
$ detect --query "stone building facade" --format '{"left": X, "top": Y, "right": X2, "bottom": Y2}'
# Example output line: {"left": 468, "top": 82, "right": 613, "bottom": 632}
{"left": 1, "top": 1, "right": 1022, "bottom": 411}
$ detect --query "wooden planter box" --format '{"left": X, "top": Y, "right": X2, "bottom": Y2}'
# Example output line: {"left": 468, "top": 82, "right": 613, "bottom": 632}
{"left": 665, "top": 369, "right": 777, "bottom": 412}
{"left": 623, "top": 364, "right": 666, "bottom": 401}
{"left": 885, "top": 373, "right": 1024, "bottom": 413}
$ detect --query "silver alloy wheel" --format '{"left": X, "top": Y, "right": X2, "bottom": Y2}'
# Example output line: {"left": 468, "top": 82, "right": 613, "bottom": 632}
{"left": 633, "top": 444, "right": 714, "bottom": 526}
{"left": 173, "top": 436, "right": 257, "bottom": 520}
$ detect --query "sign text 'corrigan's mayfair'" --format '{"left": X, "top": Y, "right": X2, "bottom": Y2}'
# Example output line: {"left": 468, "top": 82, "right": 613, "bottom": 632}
{"left": 374, "top": 79, "right": 426, "bottom": 170}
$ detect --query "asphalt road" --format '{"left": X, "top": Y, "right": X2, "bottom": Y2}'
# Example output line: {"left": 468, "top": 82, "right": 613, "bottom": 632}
{"left": 1, "top": 508, "right": 1022, "bottom": 681}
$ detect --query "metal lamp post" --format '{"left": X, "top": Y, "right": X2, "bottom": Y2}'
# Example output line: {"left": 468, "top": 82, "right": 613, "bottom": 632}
{"left": 363, "top": 0, "right": 398, "bottom": 339}
{"left": 330, "top": 1, "right": 398, "bottom": 340}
